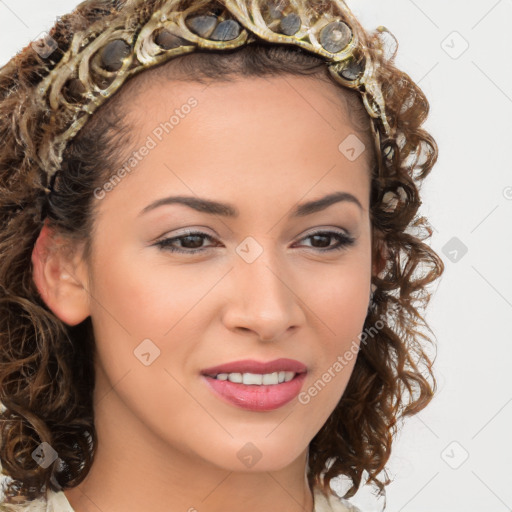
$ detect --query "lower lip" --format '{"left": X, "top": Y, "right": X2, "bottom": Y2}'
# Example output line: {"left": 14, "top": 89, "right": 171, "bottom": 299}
{"left": 202, "top": 373, "right": 307, "bottom": 411}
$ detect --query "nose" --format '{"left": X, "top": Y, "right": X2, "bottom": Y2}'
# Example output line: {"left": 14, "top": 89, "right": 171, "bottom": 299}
{"left": 221, "top": 246, "right": 306, "bottom": 342}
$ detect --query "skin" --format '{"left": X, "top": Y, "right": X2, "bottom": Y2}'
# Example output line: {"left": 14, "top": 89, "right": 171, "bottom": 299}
{"left": 32, "top": 74, "right": 376, "bottom": 512}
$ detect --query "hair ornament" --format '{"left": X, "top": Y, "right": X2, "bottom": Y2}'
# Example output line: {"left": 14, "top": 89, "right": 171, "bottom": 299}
{"left": 30, "top": 0, "right": 393, "bottom": 195}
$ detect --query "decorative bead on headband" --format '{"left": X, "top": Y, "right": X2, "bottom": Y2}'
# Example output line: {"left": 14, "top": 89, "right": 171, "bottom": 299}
{"left": 32, "top": 0, "right": 393, "bottom": 196}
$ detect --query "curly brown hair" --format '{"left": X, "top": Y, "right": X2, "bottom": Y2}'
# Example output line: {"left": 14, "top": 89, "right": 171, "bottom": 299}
{"left": 0, "top": 0, "right": 443, "bottom": 506}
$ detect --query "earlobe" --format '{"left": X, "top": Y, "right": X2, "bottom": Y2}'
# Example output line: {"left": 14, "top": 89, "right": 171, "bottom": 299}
{"left": 31, "top": 220, "right": 91, "bottom": 326}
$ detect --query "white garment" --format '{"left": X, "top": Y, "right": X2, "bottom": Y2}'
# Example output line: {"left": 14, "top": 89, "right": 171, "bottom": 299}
{"left": 0, "top": 486, "right": 361, "bottom": 511}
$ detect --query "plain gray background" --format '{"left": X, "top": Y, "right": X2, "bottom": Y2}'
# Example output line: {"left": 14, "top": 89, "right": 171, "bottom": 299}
{"left": 0, "top": 1, "right": 511, "bottom": 511}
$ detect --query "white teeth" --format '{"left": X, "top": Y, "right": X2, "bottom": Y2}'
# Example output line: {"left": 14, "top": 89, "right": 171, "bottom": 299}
{"left": 213, "top": 371, "right": 297, "bottom": 385}
{"left": 284, "top": 371, "right": 295, "bottom": 383}
{"left": 262, "top": 372, "right": 279, "bottom": 385}
{"left": 243, "top": 373, "right": 263, "bottom": 385}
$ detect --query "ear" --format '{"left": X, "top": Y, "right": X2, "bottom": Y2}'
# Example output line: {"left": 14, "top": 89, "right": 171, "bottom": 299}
{"left": 31, "top": 220, "right": 91, "bottom": 326}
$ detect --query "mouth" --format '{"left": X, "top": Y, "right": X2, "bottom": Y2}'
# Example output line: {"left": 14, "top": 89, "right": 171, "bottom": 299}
{"left": 200, "top": 358, "right": 308, "bottom": 411}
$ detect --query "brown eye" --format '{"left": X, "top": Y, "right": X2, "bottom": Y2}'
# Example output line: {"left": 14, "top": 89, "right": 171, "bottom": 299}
{"left": 154, "top": 232, "right": 217, "bottom": 254}
{"left": 297, "top": 230, "right": 355, "bottom": 252}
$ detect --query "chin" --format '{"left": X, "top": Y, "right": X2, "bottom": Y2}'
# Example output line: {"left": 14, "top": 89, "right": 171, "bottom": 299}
{"left": 196, "top": 435, "right": 308, "bottom": 473}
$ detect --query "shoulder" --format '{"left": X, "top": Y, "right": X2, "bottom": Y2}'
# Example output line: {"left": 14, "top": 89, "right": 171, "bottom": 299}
{"left": 0, "top": 498, "right": 47, "bottom": 512}
{"left": 313, "top": 487, "right": 363, "bottom": 512}
{"left": 0, "top": 488, "right": 74, "bottom": 512}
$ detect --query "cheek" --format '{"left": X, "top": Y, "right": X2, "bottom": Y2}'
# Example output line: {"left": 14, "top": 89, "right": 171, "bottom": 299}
{"left": 86, "top": 242, "right": 222, "bottom": 387}
{"left": 85, "top": 245, "right": 206, "bottom": 417}
{"left": 304, "top": 246, "right": 372, "bottom": 331}
{"left": 88, "top": 241, "right": 203, "bottom": 338}
{"left": 297, "top": 252, "right": 371, "bottom": 409}
{"left": 308, "top": 268, "right": 369, "bottom": 370}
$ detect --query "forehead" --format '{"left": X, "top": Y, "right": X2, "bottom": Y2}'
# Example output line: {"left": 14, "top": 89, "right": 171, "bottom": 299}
{"left": 121, "top": 72, "right": 373, "bottom": 165}
{"left": 95, "top": 74, "right": 373, "bottom": 219}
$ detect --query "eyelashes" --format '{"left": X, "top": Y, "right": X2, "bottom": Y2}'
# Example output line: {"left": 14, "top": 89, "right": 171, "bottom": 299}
{"left": 153, "top": 229, "right": 355, "bottom": 255}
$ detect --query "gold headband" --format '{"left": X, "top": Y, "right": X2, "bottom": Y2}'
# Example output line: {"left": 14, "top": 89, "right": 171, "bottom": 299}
{"left": 32, "top": 0, "right": 393, "bottom": 193}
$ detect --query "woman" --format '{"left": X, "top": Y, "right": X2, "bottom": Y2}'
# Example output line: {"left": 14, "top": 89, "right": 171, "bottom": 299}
{"left": 0, "top": 0, "right": 443, "bottom": 510}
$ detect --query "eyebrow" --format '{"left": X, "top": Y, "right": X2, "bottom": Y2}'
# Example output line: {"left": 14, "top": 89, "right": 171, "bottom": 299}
{"left": 138, "top": 191, "right": 363, "bottom": 218}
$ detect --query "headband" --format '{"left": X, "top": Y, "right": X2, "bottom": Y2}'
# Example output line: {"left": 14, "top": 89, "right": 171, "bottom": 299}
{"left": 29, "top": 0, "right": 394, "bottom": 200}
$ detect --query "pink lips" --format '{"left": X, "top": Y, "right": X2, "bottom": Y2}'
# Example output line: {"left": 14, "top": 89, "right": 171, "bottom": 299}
{"left": 200, "top": 358, "right": 308, "bottom": 412}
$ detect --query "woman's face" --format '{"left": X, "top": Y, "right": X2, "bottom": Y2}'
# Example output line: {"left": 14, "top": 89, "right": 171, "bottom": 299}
{"left": 78, "top": 74, "right": 373, "bottom": 473}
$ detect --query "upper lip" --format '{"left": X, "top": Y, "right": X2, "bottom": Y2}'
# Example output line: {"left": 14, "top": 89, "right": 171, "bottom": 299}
{"left": 201, "top": 358, "right": 307, "bottom": 376}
